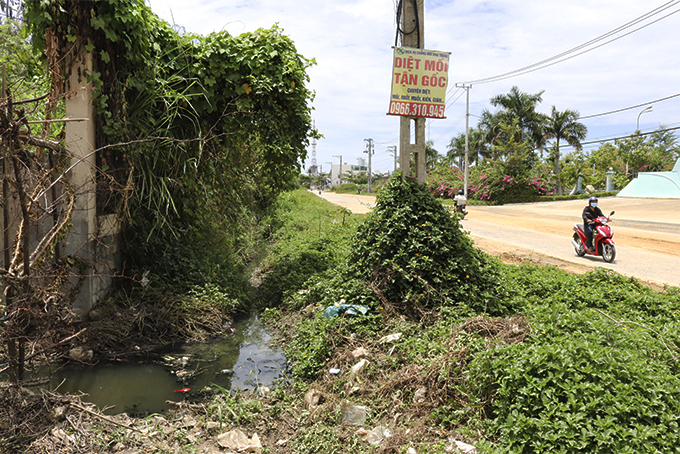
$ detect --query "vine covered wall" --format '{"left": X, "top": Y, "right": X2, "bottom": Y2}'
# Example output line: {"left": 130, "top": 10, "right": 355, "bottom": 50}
{"left": 24, "top": 0, "right": 317, "bottom": 290}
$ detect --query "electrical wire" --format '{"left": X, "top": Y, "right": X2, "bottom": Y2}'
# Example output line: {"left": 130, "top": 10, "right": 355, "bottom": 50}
{"left": 579, "top": 92, "right": 680, "bottom": 119}
{"left": 394, "top": 0, "right": 421, "bottom": 48}
{"left": 462, "top": 0, "right": 680, "bottom": 85}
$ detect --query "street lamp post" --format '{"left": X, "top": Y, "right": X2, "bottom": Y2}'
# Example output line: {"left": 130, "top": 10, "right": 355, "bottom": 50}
{"left": 636, "top": 106, "right": 653, "bottom": 131}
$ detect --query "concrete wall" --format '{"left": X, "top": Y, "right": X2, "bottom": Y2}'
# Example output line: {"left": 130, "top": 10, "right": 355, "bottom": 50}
{"left": 60, "top": 52, "right": 121, "bottom": 317}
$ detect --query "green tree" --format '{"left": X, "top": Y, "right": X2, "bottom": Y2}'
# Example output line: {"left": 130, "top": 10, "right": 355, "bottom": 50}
{"left": 426, "top": 140, "right": 441, "bottom": 169}
{"left": 488, "top": 86, "right": 546, "bottom": 148}
{"left": 541, "top": 106, "right": 588, "bottom": 195}
{"left": 491, "top": 119, "right": 537, "bottom": 179}
{"left": 24, "top": 0, "right": 317, "bottom": 290}
{"left": 447, "top": 128, "right": 491, "bottom": 166}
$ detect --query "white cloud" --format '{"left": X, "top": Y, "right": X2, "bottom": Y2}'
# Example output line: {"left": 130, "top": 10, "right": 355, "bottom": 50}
{"left": 147, "top": 0, "right": 680, "bottom": 171}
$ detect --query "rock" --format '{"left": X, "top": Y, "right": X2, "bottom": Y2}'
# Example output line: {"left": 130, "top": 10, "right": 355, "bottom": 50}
{"left": 68, "top": 346, "right": 93, "bottom": 362}
{"left": 88, "top": 308, "right": 103, "bottom": 321}
{"left": 585, "top": 184, "right": 596, "bottom": 193}
{"left": 304, "top": 389, "right": 324, "bottom": 410}
{"left": 48, "top": 406, "right": 66, "bottom": 422}
{"left": 351, "top": 347, "right": 369, "bottom": 359}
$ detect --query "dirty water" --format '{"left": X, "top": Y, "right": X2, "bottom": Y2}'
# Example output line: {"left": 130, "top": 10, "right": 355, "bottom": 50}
{"left": 41, "top": 313, "right": 286, "bottom": 415}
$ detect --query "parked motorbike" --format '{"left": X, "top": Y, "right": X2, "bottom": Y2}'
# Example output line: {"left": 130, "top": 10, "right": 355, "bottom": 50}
{"left": 455, "top": 204, "right": 468, "bottom": 218}
{"left": 572, "top": 210, "right": 616, "bottom": 263}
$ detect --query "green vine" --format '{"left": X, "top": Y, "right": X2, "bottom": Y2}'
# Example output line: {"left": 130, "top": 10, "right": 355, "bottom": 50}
{"left": 24, "top": 0, "right": 318, "bottom": 290}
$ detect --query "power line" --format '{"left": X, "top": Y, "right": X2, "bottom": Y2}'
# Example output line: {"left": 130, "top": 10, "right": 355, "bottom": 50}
{"left": 562, "top": 125, "right": 680, "bottom": 148}
{"left": 462, "top": 1, "right": 680, "bottom": 85}
{"left": 579, "top": 92, "right": 680, "bottom": 120}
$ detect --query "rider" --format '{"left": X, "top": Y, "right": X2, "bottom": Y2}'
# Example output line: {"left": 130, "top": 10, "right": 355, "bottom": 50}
{"left": 582, "top": 196, "right": 604, "bottom": 252}
{"left": 454, "top": 189, "right": 467, "bottom": 209}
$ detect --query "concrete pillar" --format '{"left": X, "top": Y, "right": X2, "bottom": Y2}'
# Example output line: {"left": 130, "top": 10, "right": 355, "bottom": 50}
{"left": 63, "top": 51, "right": 97, "bottom": 317}
{"left": 606, "top": 167, "right": 615, "bottom": 191}
{"left": 398, "top": 0, "right": 426, "bottom": 185}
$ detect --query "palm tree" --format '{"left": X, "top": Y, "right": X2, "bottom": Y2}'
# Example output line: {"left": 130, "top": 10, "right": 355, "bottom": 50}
{"left": 425, "top": 140, "right": 441, "bottom": 169}
{"left": 489, "top": 86, "right": 546, "bottom": 148}
{"left": 542, "top": 106, "right": 588, "bottom": 195}
{"left": 447, "top": 128, "right": 491, "bottom": 166}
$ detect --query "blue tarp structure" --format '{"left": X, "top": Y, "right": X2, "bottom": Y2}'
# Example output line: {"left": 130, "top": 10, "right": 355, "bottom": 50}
{"left": 618, "top": 160, "right": 680, "bottom": 198}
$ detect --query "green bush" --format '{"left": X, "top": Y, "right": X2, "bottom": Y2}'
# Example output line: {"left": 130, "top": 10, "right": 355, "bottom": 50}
{"left": 256, "top": 190, "right": 360, "bottom": 307}
{"left": 332, "top": 183, "right": 359, "bottom": 194}
{"left": 473, "top": 331, "right": 680, "bottom": 453}
{"left": 346, "top": 173, "right": 502, "bottom": 315}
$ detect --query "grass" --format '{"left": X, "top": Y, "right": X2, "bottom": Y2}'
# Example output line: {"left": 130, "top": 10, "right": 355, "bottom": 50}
{"left": 259, "top": 184, "right": 680, "bottom": 453}
{"left": 11, "top": 184, "right": 680, "bottom": 453}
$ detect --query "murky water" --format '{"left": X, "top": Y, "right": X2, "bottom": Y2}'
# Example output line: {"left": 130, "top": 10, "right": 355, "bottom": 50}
{"left": 40, "top": 313, "right": 286, "bottom": 415}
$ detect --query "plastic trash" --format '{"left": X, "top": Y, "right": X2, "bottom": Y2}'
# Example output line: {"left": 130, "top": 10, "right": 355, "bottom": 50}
{"left": 341, "top": 403, "right": 367, "bottom": 425}
{"left": 366, "top": 425, "right": 392, "bottom": 445}
{"left": 329, "top": 368, "right": 341, "bottom": 375}
{"left": 413, "top": 387, "right": 427, "bottom": 404}
{"left": 323, "top": 304, "right": 369, "bottom": 319}
{"left": 379, "top": 332, "right": 402, "bottom": 343}
{"left": 446, "top": 437, "right": 477, "bottom": 453}
{"left": 217, "top": 428, "right": 262, "bottom": 452}
{"left": 350, "top": 359, "right": 369, "bottom": 380}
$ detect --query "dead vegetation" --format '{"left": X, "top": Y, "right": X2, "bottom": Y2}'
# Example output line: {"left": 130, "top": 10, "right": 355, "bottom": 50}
{"left": 1, "top": 309, "right": 530, "bottom": 454}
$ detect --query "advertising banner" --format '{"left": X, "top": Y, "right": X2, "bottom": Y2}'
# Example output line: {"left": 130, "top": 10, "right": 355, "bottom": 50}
{"left": 388, "top": 47, "right": 450, "bottom": 119}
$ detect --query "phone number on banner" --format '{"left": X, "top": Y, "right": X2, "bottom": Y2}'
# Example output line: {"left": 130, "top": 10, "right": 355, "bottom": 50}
{"left": 389, "top": 101, "right": 445, "bottom": 118}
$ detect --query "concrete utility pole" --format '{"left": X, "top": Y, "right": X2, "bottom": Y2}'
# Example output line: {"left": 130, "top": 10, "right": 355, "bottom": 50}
{"left": 364, "top": 138, "right": 374, "bottom": 192}
{"left": 398, "top": 0, "right": 426, "bottom": 184}
{"left": 387, "top": 145, "right": 398, "bottom": 173}
{"left": 456, "top": 83, "right": 471, "bottom": 197}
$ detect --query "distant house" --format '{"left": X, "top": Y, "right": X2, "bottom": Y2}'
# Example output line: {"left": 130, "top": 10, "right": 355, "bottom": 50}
{"left": 330, "top": 158, "right": 368, "bottom": 185}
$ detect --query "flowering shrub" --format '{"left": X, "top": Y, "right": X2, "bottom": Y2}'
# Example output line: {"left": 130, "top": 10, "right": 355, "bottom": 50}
{"left": 426, "top": 161, "right": 557, "bottom": 204}
{"left": 426, "top": 165, "right": 492, "bottom": 202}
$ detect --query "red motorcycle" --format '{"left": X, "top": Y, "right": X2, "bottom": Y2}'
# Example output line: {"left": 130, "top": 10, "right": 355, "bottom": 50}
{"left": 572, "top": 211, "right": 616, "bottom": 263}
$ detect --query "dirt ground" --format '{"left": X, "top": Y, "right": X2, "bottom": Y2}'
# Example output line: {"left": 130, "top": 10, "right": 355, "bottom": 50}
{"left": 468, "top": 201, "right": 680, "bottom": 257}
{"left": 315, "top": 192, "right": 680, "bottom": 289}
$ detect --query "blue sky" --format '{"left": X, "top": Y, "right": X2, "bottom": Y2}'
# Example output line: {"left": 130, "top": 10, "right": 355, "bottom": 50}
{"left": 146, "top": 0, "right": 680, "bottom": 174}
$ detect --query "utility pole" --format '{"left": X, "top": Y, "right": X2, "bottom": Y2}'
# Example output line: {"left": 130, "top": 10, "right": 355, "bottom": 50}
{"left": 455, "top": 83, "right": 471, "bottom": 197}
{"left": 387, "top": 145, "right": 398, "bottom": 173}
{"left": 363, "top": 138, "right": 373, "bottom": 193}
{"left": 332, "top": 154, "right": 343, "bottom": 185}
{"left": 398, "top": 0, "right": 426, "bottom": 184}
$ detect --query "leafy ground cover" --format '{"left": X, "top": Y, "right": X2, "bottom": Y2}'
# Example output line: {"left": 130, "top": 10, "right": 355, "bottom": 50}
{"left": 263, "top": 178, "right": 680, "bottom": 453}
{"left": 5, "top": 180, "right": 680, "bottom": 453}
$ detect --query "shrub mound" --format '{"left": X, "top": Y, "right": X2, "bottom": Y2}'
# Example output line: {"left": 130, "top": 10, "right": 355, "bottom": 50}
{"left": 346, "top": 174, "right": 502, "bottom": 316}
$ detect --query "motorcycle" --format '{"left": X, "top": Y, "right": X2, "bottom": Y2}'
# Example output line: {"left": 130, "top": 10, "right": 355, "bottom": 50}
{"left": 455, "top": 204, "right": 468, "bottom": 218}
{"left": 572, "top": 210, "right": 616, "bottom": 263}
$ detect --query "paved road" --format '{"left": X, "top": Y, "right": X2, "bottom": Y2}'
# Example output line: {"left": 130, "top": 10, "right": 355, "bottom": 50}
{"left": 313, "top": 191, "right": 680, "bottom": 288}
